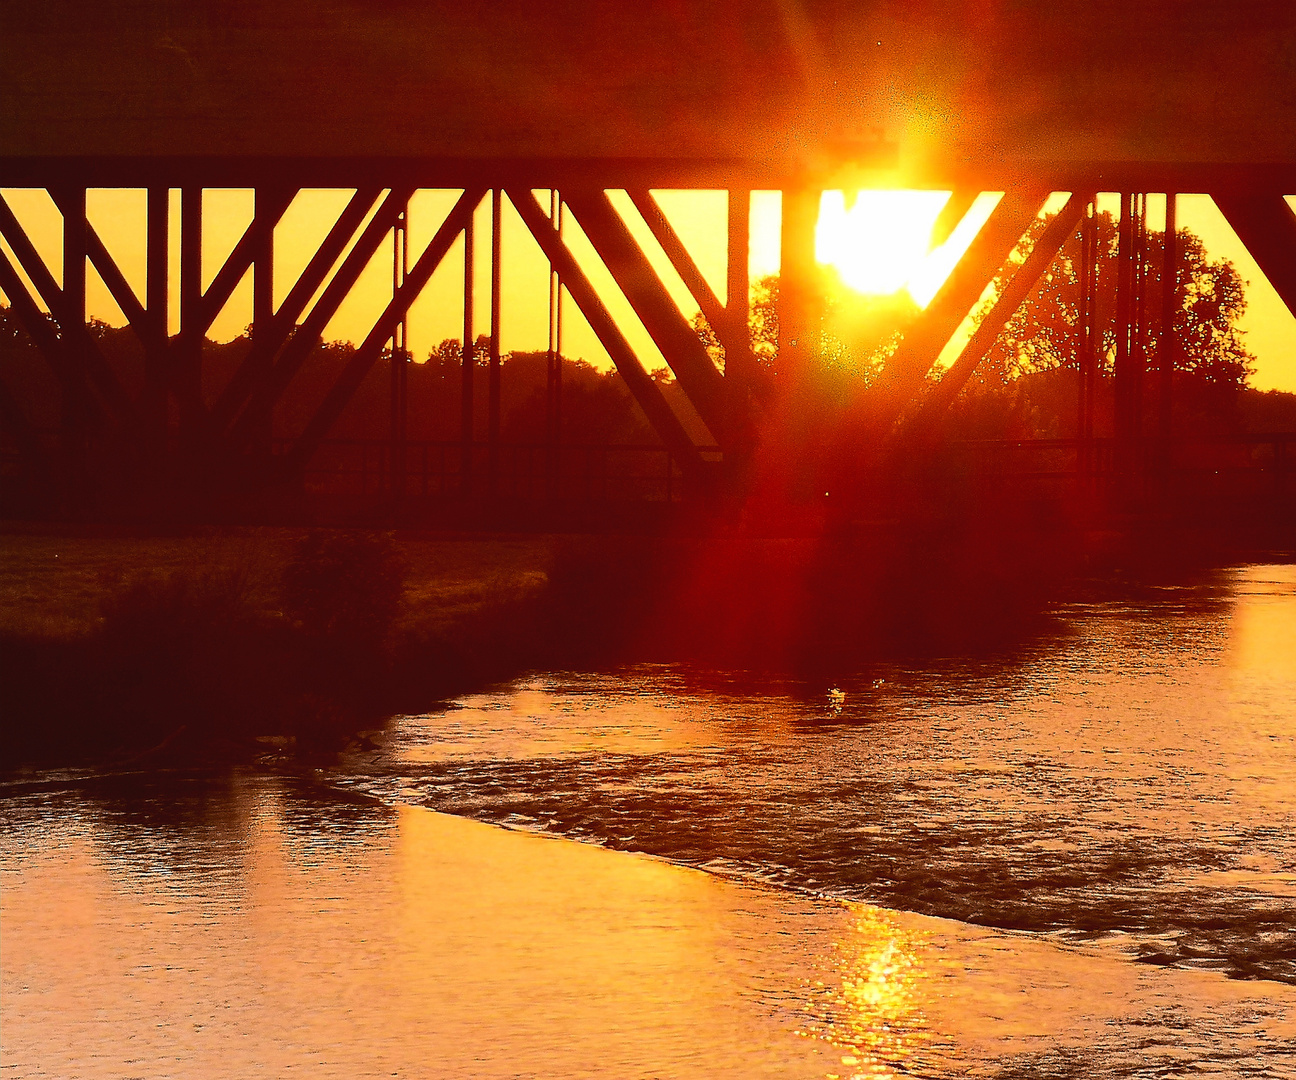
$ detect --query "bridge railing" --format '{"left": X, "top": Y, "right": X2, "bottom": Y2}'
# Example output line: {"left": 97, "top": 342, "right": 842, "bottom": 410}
{"left": 954, "top": 434, "right": 1295, "bottom": 503}
{"left": 270, "top": 438, "right": 710, "bottom": 502}
{"left": 0, "top": 431, "right": 1289, "bottom": 509}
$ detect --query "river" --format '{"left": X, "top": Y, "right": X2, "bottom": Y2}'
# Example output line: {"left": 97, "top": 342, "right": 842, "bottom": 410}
{"left": 4, "top": 563, "right": 1295, "bottom": 1077}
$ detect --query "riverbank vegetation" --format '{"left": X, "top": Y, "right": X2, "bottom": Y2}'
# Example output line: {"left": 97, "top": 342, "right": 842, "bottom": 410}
{"left": 2, "top": 510, "right": 1092, "bottom": 768}
{"left": 1, "top": 529, "right": 552, "bottom": 765}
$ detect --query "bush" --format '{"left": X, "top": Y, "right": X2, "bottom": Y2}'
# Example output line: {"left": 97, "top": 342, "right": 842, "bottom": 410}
{"left": 280, "top": 530, "right": 407, "bottom": 652}
{"left": 95, "top": 565, "right": 273, "bottom": 747}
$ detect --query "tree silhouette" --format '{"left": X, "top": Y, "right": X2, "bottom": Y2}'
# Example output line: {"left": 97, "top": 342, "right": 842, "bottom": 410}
{"left": 979, "top": 210, "right": 1253, "bottom": 388}
{"left": 693, "top": 212, "right": 1251, "bottom": 397}
{"left": 692, "top": 271, "right": 918, "bottom": 385}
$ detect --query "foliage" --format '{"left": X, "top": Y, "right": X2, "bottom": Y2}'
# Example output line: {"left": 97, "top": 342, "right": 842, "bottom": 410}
{"left": 979, "top": 210, "right": 1253, "bottom": 388}
{"left": 95, "top": 563, "right": 273, "bottom": 743}
{"left": 100, "top": 564, "right": 256, "bottom": 657}
{"left": 691, "top": 271, "right": 918, "bottom": 387}
{"left": 691, "top": 275, "right": 783, "bottom": 376}
{"left": 748, "top": 274, "right": 782, "bottom": 366}
{"left": 280, "top": 530, "right": 407, "bottom": 651}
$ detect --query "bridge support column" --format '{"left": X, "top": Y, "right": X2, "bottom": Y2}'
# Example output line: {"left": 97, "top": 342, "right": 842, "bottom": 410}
{"left": 461, "top": 204, "right": 476, "bottom": 497}
{"left": 389, "top": 199, "right": 409, "bottom": 499}
{"left": 179, "top": 187, "right": 204, "bottom": 460}
{"left": 777, "top": 187, "right": 821, "bottom": 382}
{"left": 488, "top": 189, "right": 502, "bottom": 497}
{"left": 1158, "top": 194, "right": 1179, "bottom": 498}
{"left": 144, "top": 187, "right": 169, "bottom": 470}
{"left": 1077, "top": 199, "right": 1098, "bottom": 498}
{"left": 546, "top": 191, "right": 563, "bottom": 499}
{"left": 1113, "top": 192, "right": 1148, "bottom": 507}
{"left": 252, "top": 187, "right": 277, "bottom": 465}
{"left": 59, "top": 185, "right": 90, "bottom": 504}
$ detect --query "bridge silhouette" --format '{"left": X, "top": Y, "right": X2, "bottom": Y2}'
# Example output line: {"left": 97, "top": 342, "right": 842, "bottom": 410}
{"left": 2, "top": 1, "right": 1294, "bottom": 524}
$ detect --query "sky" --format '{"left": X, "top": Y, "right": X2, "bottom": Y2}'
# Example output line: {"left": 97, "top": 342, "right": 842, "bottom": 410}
{"left": 1, "top": 187, "right": 1294, "bottom": 394}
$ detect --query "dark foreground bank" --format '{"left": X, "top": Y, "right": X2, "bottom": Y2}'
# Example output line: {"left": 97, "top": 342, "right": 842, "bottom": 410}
{"left": 2, "top": 513, "right": 1290, "bottom": 768}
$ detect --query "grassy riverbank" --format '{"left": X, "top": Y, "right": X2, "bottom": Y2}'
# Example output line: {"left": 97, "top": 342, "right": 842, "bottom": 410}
{"left": 1, "top": 528, "right": 558, "bottom": 765}
{"left": 5, "top": 510, "right": 1252, "bottom": 768}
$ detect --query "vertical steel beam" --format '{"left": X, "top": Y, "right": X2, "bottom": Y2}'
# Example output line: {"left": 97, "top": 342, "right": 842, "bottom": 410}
{"left": 461, "top": 205, "right": 475, "bottom": 493}
{"left": 562, "top": 190, "right": 726, "bottom": 439}
{"left": 146, "top": 186, "right": 170, "bottom": 463}
{"left": 1113, "top": 192, "right": 1134, "bottom": 445}
{"left": 546, "top": 191, "right": 563, "bottom": 492}
{"left": 726, "top": 187, "right": 753, "bottom": 470}
{"left": 179, "top": 186, "right": 204, "bottom": 447}
{"left": 60, "top": 185, "right": 88, "bottom": 470}
{"left": 507, "top": 187, "right": 704, "bottom": 480}
{"left": 1160, "top": 193, "right": 1178, "bottom": 445}
{"left": 727, "top": 188, "right": 751, "bottom": 371}
{"left": 389, "top": 198, "right": 408, "bottom": 496}
{"left": 1132, "top": 194, "right": 1147, "bottom": 441}
{"left": 252, "top": 187, "right": 276, "bottom": 457}
{"left": 1078, "top": 199, "right": 1097, "bottom": 476}
{"left": 777, "top": 187, "right": 820, "bottom": 379}
{"left": 488, "top": 188, "right": 502, "bottom": 496}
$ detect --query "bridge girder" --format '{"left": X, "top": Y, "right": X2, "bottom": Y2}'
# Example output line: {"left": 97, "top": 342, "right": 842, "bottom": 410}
{"left": 0, "top": 174, "right": 1292, "bottom": 513}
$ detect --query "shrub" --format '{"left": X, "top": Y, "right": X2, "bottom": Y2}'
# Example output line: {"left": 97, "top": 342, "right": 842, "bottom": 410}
{"left": 280, "top": 530, "right": 407, "bottom": 653}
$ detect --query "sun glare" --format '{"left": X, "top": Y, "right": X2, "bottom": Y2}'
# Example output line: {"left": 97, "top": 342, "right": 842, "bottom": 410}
{"left": 815, "top": 190, "right": 956, "bottom": 307}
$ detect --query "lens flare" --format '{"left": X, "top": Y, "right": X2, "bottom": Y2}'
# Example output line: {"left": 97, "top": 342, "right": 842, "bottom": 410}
{"left": 815, "top": 190, "right": 999, "bottom": 308}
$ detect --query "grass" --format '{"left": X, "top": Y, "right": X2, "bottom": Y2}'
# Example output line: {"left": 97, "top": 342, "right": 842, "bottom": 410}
{"left": 1, "top": 511, "right": 1090, "bottom": 768}
{"left": 0, "top": 527, "right": 557, "bottom": 766}
{"left": 0, "top": 527, "right": 553, "bottom": 642}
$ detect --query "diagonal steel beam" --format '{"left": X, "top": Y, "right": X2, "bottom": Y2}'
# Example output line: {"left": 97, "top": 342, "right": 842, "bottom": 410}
{"left": 875, "top": 188, "right": 1050, "bottom": 423}
{"left": 225, "top": 186, "right": 413, "bottom": 446}
{"left": 208, "top": 186, "right": 382, "bottom": 435}
{"left": 508, "top": 188, "right": 705, "bottom": 478}
{"left": 626, "top": 191, "right": 726, "bottom": 328}
{"left": 564, "top": 189, "right": 725, "bottom": 440}
{"left": 929, "top": 189, "right": 979, "bottom": 249}
{"left": 1213, "top": 192, "right": 1296, "bottom": 318}
{"left": 174, "top": 186, "right": 296, "bottom": 352}
{"left": 0, "top": 245, "right": 80, "bottom": 390}
{"left": 285, "top": 189, "right": 484, "bottom": 472}
{"left": 628, "top": 188, "right": 757, "bottom": 395}
{"left": 0, "top": 191, "right": 136, "bottom": 429}
{"left": 906, "top": 193, "right": 1089, "bottom": 435}
{"left": 50, "top": 191, "right": 158, "bottom": 354}
{"left": 86, "top": 224, "right": 152, "bottom": 343}
{"left": 0, "top": 192, "right": 65, "bottom": 317}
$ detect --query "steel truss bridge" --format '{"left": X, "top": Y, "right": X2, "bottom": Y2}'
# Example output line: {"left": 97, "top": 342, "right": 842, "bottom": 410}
{"left": 2, "top": 1, "right": 1295, "bottom": 520}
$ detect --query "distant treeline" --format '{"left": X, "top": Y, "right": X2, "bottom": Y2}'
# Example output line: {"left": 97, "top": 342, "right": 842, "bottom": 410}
{"left": 0, "top": 309, "right": 714, "bottom": 447}
{"left": 1, "top": 304, "right": 1293, "bottom": 456}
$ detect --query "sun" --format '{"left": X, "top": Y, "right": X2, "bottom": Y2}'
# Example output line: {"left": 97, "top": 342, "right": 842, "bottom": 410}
{"left": 815, "top": 190, "right": 954, "bottom": 307}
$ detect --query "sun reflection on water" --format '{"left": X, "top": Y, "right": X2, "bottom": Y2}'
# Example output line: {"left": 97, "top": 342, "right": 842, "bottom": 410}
{"left": 800, "top": 904, "right": 938, "bottom": 1079}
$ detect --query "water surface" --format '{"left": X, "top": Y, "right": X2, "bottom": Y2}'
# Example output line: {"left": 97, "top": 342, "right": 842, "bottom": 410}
{"left": 5, "top": 564, "right": 1296, "bottom": 1077}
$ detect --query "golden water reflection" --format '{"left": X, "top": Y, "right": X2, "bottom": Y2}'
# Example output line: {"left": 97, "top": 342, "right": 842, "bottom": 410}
{"left": 6, "top": 772, "right": 1296, "bottom": 1078}
{"left": 802, "top": 905, "right": 936, "bottom": 1080}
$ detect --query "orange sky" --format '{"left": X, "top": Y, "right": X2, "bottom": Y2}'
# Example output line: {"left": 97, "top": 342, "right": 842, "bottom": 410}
{"left": 1, "top": 188, "right": 1293, "bottom": 394}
